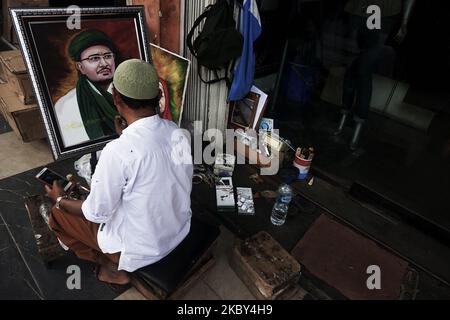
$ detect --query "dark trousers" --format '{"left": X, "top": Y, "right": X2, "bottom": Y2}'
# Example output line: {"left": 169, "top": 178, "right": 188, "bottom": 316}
{"left": 49, "top": 208, "right": 120, "bottom": 265}
{"left": 342, "top": 14, "right": 397, "bottom": 119}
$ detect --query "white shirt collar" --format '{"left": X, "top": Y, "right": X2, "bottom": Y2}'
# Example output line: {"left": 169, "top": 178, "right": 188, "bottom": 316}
{"left": 122, "top": 114, "right": 160, "bottom": 134}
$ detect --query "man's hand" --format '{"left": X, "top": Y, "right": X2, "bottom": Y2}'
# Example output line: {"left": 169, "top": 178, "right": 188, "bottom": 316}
{"left": 44, "top": 180, "right": 84, "bottom": 217}
{"left": 114, "top": 115, "right": 127, "bottom": 136}
{"left": 45, "top": 180, "right": 65, "bottom": 204}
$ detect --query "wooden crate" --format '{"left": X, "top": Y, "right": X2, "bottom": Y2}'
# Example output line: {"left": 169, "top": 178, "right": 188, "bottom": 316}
{"left": 0, "top": 50, "right": 35, "bottom": 104}
{"left": 23, "top": 194, "right": 66, "bottom": 265}
{"left": 0, "top": 83, "right": 46, "bottom": 142}
{"left": 229, "top": 231, "right": 301, "bottom": 300}
{"left": 2, "top": 0, "right": 49, "bottom": 45}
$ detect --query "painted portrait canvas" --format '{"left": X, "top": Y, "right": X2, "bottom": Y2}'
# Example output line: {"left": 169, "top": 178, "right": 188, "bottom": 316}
{"left": 150, "top": 43, "right": 190, "bottom": 126}
{"left": 11, "top": 6, "right": 150, "bottom": 160}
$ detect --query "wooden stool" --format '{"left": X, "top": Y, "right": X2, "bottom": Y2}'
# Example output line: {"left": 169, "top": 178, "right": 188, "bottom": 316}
{"left": 130, "top": 216, "right": 220, "bottom": 299}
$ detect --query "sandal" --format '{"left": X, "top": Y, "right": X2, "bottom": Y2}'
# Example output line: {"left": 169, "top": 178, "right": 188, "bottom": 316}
{"left": 105, "top": 282, "right": 132, "bottom": 294}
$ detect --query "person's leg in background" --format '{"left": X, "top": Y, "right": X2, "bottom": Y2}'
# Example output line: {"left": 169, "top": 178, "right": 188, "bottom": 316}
{"left": 349, "top": 32, "right": 382, "bottom": 149}
{"left": 335, "top": 14, "right": 365, "bottom": 136}
{"left": 49, "top": 208, "right": 129, "bottom": 285}
{"left": 334, "top": 66, "right": 354, "bottom": 135}
{"left": 350, "top": 16, "right": 397, "bottom": 150}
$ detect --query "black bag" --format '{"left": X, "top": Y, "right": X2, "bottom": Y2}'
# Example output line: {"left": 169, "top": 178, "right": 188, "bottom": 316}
{"left": 187, "top": 0, "right": 243, "bottom": 84}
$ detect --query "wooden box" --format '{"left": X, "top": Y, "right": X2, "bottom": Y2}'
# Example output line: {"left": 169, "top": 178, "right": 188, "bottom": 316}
{"left": 23, "top": 194, "right": 66, "bottom": 265}
{"left": 0, "top": 83, "right": 46, "bottom": 142}
{"left": 2, "top": 0, "right": 49, "bottom": 45}
{"left": 0, "top": 50, "right": 35, "bottom": 104}
{"left": 229, "top": 231, "right": 301, "bottom": 300}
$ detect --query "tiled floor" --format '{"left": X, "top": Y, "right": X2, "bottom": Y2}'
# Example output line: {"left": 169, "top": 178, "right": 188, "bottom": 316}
{"left": 0, "top": 130, "right": 256, "bottom": 300}
{"left": 0, "top": 132, "right": 53, "bottom": 179}
{"left": 116, "top": 225, "right": 256, "bottom": 300}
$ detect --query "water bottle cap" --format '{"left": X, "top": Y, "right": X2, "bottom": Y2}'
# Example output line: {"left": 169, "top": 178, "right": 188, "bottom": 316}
{"left": 279, "top": 167, "right": 297, "bottom": 185}
{"left": 285, "top": 178, "right": 295, "bottom": 185}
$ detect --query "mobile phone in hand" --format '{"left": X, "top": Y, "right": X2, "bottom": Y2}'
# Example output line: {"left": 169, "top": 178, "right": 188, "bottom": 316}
{"left": 35, "top": 167, "right": 73, "bottom": 192}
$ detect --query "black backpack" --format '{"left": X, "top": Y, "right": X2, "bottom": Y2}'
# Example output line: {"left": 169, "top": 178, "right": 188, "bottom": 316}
{"left": 187, "top": 0, "right": 243, "bottom": 84}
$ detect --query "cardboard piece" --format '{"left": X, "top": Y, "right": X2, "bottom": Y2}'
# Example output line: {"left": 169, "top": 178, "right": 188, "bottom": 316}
{"left": 234, "top": 137, "right": 284, "bottom": 169}
{"left": 2, "top": 0, "right": 49, "bottom": 44}
{"left": 0, "top": 83, "right": 45, "bottom": 142}
{"left": 0, "top": 50, "right": 35, "bottom": 104}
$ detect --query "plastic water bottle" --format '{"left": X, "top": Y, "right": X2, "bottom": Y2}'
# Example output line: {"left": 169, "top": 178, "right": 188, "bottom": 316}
{"left": 270, "top": 183, "right": 293, "bottom": 226}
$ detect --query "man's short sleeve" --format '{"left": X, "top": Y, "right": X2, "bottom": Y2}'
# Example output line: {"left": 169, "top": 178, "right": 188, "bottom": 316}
{"left": 81, "top": 144, "right": 126, "bottom": 223}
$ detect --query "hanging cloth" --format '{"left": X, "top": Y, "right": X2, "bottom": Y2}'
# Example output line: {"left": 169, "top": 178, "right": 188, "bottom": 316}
{"left": 228, "top": 0, "right": 262, "bottom": 101}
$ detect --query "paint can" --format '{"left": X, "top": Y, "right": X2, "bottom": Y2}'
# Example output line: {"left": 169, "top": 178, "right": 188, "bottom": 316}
{"left": 293, "top": 147, "right": 314, "bottom": 180}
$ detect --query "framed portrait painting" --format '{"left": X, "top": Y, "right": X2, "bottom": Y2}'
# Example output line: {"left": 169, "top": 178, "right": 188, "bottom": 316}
{"left": 11, "top": 6, "right": 151, "bottom": 160}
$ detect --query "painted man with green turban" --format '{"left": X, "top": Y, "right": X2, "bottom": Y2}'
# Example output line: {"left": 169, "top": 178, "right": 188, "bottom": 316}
{"left": 55, "top": 29, "right": 120, "bottom": 147}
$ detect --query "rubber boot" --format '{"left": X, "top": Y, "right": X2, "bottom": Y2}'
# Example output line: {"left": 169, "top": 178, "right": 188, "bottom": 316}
{"left": 333, "top": 111, "right": 348, "bottom": 136}
{"left": 350, "top": 119, "right": 364, "bottom": 150}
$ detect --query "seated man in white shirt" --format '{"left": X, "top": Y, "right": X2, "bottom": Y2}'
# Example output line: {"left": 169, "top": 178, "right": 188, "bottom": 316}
{"left": 45, "top": 59, "right": 193, "bottom": 287}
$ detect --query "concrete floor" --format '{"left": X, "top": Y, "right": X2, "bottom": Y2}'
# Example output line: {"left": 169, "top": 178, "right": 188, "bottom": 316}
{"left": 0, "top": 131, "right": 257, "bottom": 300}
{"left": 0, "top": 133, "right": 53, "bottom": 179}
{"left": 117, "top": 225, "right": 257, "bottom": 300}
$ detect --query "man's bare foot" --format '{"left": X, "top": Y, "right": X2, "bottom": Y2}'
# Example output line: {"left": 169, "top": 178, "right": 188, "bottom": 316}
{"left": 97, "top": 260, "right": 130, "bottom": 285}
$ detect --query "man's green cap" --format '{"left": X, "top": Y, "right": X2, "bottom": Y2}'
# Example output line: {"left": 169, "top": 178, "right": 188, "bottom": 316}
{"left": 113, "top": 59, "right": 159, "bottom": 100}
{"left": 68, "top": 29, "right": 117, "bottom": 61}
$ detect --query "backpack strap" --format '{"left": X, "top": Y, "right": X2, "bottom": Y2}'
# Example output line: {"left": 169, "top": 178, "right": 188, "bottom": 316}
{"left": 186, "top": 4, "right": 213, "bottom": 59}
{"left": 198, "top": 66, "right": 230, "bottom": 85}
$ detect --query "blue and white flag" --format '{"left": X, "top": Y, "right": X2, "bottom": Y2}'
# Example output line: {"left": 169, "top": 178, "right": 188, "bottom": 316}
{"left": 228, "top": 0, "right": 262, "bottom": 101}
